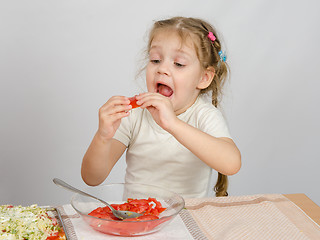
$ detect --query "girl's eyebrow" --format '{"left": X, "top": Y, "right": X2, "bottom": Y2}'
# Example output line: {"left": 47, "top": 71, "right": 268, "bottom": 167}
{"left": 149, "top": 45, "right": 160, "bottom": 50}
{"left": 176, "top": 49, "right": 191, "bottom": 57}
{"left": 148, "top": 46, "right": 161, "bottom": 55}
{"left": 149, "top": 45, "right": 193, "bottom": 59}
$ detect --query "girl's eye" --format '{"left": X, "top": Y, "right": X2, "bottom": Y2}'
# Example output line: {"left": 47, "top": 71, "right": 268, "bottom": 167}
{"left": 174, "top": 62, "right": 185, "bottom": 67}
{"left": 150, "top": 59, "right": 160, "bottom": 64}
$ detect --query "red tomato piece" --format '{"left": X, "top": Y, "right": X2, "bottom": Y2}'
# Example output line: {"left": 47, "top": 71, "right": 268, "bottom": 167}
{"left": 123, "top": 214, "right": 159, "bottom": 221}
{"left": 46, "top": 231, "right": 61, "bottom": 240}
{"left": 89, "top": 210, "right": 118, "bottom": 220}
{"left": 129, "top": 96, "right": 139, "bottom": 109}
{"left": 148, "top": 197, "right": 163, "bottom": 208}
{"left": 47, "top": 231, "right": 65, "bottom": 240}
{"left": 47, "top": 236, "right": 58, "bottom": 240}
{"left": 46, "top": 233, "right": 58, "bottom": 240}
{"left": 157, "top": 207, "right": 166, "bottom": 214}
{"left": 89, "top": 207, "right": 118, "bottom": 220}
{"left": 128, "top": 199, "right": 149, "bottom": 205}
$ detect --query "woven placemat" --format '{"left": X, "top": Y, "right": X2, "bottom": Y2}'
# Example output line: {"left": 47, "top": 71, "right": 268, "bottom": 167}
{"left": 182, "top": 194, "right": 320, "bottom": 240}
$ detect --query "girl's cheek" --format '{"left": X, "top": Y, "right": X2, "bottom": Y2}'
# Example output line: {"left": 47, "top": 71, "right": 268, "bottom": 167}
{"left": 145, "top": 81, "right": 154, "bottom": 92}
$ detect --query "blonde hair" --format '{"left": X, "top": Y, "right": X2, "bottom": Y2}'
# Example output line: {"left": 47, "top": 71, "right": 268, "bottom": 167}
{"left": 147, "top": 16, "right": 229, "bottom": 197}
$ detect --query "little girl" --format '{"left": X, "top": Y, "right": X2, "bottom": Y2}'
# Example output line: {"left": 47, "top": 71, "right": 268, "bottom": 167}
{"left": 81, "top": 17, "right": 241, "bottom": 198}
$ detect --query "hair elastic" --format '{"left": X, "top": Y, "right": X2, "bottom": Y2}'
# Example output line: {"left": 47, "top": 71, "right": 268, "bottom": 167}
{"left": 207, "top": 32, "right": 216, "bottom": 42}
{"left": 218, "top": 50, "right": 227, "bottom": 62}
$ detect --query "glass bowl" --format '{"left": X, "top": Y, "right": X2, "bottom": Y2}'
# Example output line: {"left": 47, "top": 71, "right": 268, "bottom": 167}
{"left": 71, "top": 183, "right": 185, "bottom": 237}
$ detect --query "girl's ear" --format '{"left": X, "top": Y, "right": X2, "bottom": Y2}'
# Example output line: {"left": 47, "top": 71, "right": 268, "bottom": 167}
{"left": 197, "top": 67, "right": 215, "bottom": 90}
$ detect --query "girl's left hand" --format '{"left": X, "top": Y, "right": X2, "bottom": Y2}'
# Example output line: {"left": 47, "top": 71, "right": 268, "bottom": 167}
{"left": 136, "top": 93, "right": 177, "bottom": 131}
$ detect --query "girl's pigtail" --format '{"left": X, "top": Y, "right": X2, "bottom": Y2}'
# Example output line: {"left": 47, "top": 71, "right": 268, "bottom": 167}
{"left": 212, "top": 59, "right": 229, "bottom": 197}
{"left": 207, "top": 29, "right": 229, "bottom": 198}
{"left": 214, "top": 172, "right": 228, "bottom": 197}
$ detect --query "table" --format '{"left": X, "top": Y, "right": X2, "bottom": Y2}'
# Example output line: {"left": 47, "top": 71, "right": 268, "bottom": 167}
{"left": 284, "top": 193, "right": 320, "bottom": 225}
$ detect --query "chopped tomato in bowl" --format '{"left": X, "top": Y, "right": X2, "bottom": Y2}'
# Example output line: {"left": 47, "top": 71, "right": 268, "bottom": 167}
{"left": 71, "top": 183, "right": 184, "bottom": 237}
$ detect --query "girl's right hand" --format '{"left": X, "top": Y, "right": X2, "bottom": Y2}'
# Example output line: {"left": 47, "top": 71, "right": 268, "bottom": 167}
{"left": 97, "top": 96, "right": 132, "bottom": 140}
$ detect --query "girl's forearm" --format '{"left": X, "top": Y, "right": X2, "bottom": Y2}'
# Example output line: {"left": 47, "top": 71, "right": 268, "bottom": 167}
{"left": 168, "top": 119, "right": 241, "bottom": 175}
{"left": 81, "top": 133, "right": 121, "bottom": 186}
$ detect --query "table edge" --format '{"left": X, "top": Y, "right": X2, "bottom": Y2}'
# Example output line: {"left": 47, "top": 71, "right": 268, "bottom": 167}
{"left": 284, "top": 193, "right": 320, "bottom": 225}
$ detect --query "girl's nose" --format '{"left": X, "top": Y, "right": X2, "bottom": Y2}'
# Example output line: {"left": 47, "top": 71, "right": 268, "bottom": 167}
{"left": 157, "top": 61, "right": 170, "bottom": 76}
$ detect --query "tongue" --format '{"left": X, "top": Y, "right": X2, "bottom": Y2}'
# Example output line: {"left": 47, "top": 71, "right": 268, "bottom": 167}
{"left": 158, "top": 84, "right": 173, "bottom": 97}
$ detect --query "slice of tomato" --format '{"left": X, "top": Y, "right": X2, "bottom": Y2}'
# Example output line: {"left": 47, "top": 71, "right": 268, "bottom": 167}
{"left": 47, "top": 236, "right": 59, "bottom": 240}
{"left": 123, "top": 214, "right": 159, "bottom": 221}
{"left": 129, "top": 96, "right": 139, "bottom": 109}
{"left": 89, "top": 207, "right": 118, "bottom": 220}
{"left": 46, "top": 231, "right": 59, "bottom": 240}
{"left": 47, "top": 231, "right": 66, "bottom": 240}
{"left": 115, "top": 202, "right": 132, "bottom": 211}
{"left": 47, "top": 235, "right": 59, "bottom": 240}
{"left": 128, "top": 199, "right": 149, "bottom": 205}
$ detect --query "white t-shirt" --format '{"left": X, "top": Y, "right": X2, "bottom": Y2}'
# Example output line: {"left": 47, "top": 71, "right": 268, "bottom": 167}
{"left": 113, "top": 95, "right": 232, "bottom": 198}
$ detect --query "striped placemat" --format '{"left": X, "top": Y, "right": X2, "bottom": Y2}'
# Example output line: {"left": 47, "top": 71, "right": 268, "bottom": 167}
{"left": 181, "top": 194, "right": 320, "bottom": 239}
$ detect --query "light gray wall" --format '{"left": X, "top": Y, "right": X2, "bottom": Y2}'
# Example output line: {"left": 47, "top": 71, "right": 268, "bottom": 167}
{"left": 1, "top": 0, "right": 319, "bottom": 207}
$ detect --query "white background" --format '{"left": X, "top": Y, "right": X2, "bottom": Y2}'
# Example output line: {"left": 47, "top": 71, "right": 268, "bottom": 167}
{"left": 1, "top": 0, "right": 319, "bottom": 206}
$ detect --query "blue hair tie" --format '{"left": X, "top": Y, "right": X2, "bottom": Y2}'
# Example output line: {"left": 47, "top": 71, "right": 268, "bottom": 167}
{"left": 218, "top": 50, "right": 227, "bottom": 62}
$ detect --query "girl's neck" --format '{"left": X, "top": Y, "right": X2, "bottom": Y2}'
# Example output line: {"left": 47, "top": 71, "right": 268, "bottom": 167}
{"left": 174, "top": 94, "right": 200, "bottom": 116}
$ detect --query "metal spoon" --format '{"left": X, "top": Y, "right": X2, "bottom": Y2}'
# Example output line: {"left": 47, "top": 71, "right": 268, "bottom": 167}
{"left": 53, "top": 178, "right": 142, "bottom": 220}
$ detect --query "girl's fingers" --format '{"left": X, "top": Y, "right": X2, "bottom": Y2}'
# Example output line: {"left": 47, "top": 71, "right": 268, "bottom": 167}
{"left": 107, "top": 111, "right": 130, "bottom": 121}
{"left": 99, "top": 108, "right": 131, "bottom": 123}
{"left": 97, "top": 96, "right": 132, "bottom": 139}
{"left": 101, "top": 96, "right": 130, "bottom": 109}
{"left": 97, "top": 110, "right": 130, "bottom": 139}
{"left": 139, "top": 99, "right": 160, "bottom": 109}
{"left": 100, "top": 96, "right": 131, "bottom": 114}
{"left": 136, "top": 92, "right": 162, "bottom": 102}
{"left": 100, "top": 111, "right": 129, "bottom": 126}
{"left": 100, "top": 105, "right": 132, "bottom": 122}
{"left": 136, "top": 93, "right": 167, "bottom": 109}
{"left": 136, "top": 92, "right": 157, "bottom": 99}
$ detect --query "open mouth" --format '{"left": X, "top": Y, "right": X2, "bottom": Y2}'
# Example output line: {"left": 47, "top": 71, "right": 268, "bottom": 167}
{"left": 157, "top": 83, "right": 173, "bottom": 97}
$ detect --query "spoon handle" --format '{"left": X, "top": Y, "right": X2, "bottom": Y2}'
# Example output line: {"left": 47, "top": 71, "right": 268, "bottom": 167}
{"left": 53, "top": 178, "right": 111, "bottom": 207}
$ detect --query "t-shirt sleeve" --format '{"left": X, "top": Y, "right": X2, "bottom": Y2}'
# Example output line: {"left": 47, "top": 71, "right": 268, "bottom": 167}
{"left": 198, "top": 107, "right": 232, "bottom": 139}
{"left": 113, "top": 115, "right": 131, "bottom": 147}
